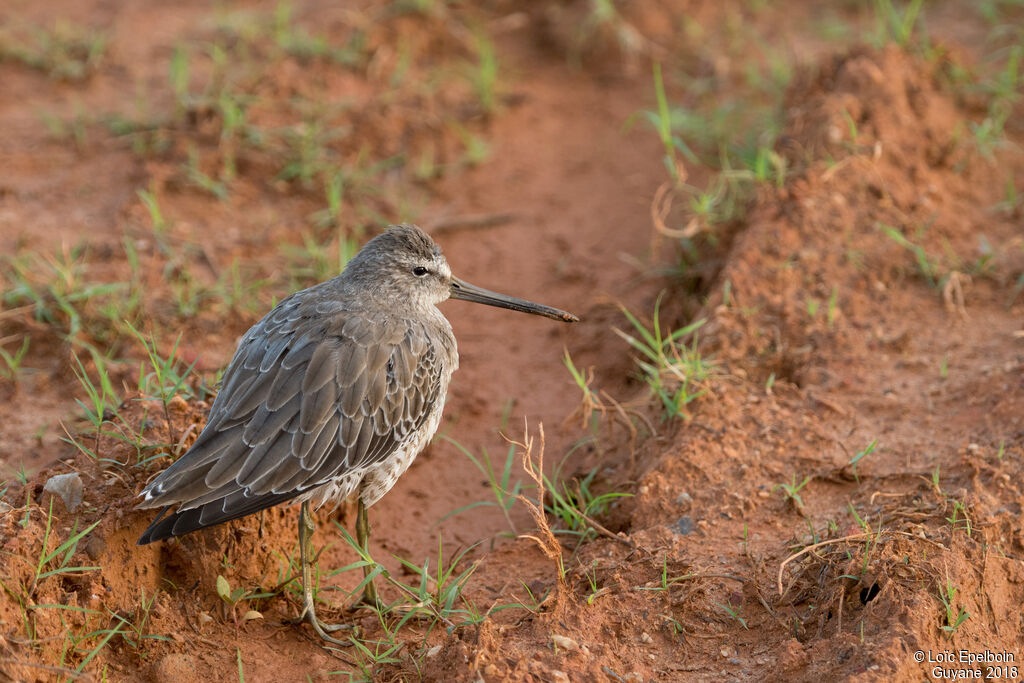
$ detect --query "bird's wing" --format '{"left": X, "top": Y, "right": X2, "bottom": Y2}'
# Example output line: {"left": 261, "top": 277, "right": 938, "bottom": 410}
{"left": 137, "top": 300, "right": 447, "bottom": 542}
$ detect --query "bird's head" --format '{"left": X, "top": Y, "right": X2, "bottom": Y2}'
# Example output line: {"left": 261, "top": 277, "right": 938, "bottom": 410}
{"left": 341, "top": 224, "right": 578, "bottom": 322}
{"left": 341, "top": 224, "right": 453, "bottom": 311}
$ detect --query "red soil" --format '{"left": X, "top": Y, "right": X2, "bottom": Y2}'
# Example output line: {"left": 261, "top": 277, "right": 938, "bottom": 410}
{"left": 1, "top": 1, "right": 1023, "bottom": 681}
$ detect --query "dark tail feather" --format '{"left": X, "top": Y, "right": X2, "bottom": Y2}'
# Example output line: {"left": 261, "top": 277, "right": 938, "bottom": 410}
{"left": 137, "top": 506, "right": 174, "bottom": 545}
{"left": 136, "top": 490, "right": 300, "bottom": 545}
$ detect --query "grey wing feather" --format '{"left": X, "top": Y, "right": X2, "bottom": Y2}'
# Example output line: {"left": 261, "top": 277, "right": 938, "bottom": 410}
{"left": 138, "top": 300, "right": 448, "bottom": 542}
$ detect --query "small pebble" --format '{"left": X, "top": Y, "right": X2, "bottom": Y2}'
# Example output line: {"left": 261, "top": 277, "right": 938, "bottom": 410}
{"left": 552, "top": 635, "right": 579, "bottom": 652}
{"left": 43, "top": 472, "right": 83, "bottom": 512}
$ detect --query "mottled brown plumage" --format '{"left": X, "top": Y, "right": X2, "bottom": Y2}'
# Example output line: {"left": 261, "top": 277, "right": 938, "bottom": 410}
{"left": 134, "top": 224, "right": 577, "bottom": 643}
{"left": 137, "top": 226, "right": 461, "bottom": 542}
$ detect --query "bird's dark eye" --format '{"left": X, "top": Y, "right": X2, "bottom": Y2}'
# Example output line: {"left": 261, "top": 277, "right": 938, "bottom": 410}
{"left": 412, "top": 266, "right": 429, "bottom": 277}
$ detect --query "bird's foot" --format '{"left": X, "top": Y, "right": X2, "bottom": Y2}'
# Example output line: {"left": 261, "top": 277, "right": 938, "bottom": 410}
{"left": 290, "top": 601, "right": 353, "bottom": 645}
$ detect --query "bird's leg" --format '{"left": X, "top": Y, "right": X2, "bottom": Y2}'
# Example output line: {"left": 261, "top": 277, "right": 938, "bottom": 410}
{"left": 355, "top": 498, "right": 379, "bottom": 608}
{"left": 294, "top": 501, "right": 350, "bottom": 644}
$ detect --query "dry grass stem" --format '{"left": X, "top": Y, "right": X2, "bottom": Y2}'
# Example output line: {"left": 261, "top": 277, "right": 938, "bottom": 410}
{"left": 511, "top": 422, "right": 566, "bottom": 585}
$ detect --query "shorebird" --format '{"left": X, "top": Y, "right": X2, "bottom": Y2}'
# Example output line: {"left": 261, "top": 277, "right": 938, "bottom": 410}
{"left": 136, "top": 224, "right": 577, "bottom": 643}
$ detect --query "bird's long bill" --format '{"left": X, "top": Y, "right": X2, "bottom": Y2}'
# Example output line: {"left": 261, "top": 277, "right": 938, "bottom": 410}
{"left": 449, "top": 277, "right": 579, "bottom": 323}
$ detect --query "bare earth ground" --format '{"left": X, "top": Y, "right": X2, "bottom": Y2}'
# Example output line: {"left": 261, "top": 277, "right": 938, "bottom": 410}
{"left": 1, "top": 1, "right": 1023, "bottom": 681}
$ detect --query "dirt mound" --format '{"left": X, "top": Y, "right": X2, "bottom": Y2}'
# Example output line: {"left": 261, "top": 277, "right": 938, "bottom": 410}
{"left": 622, "top": 46, "right": 1024, "bottom": 680}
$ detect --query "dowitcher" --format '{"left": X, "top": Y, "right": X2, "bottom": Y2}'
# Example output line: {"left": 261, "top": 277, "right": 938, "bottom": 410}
{"left": 136, "top": 224, "right": 577, "bottom": 643}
